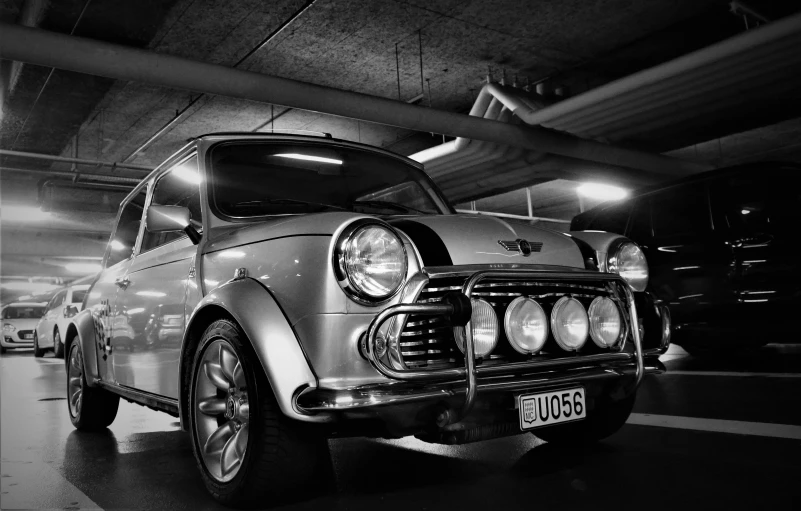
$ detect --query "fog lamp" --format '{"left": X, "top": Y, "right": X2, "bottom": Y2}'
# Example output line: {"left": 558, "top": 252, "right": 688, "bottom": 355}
{"left": 551, "top": 297, "right": 588, "bottom": 351}
{"left": 588, "top": 297, "right": 622, "bottom": 348}
{"left": 504, "top": 297, "right": 548, "bottom": 355}
{"left": 454, "top": 299, "right": 498, "bottom": 358}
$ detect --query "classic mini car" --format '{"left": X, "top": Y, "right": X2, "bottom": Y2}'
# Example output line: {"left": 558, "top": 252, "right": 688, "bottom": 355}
{"left": 572, "top": 162, "right": 800, "bottom": 354}
{"left": 63, "top": 133, "right": 670, "bottom": 506}
{"left": 1, "top": 302, "right": 47, "bottom": 353}
{"left": 34, "top": 283, "right": 90, "bottom": 358}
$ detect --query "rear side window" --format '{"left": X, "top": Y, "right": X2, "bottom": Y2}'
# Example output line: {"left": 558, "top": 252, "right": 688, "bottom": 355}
{"left": 715, "top": 171, "right": 801, "bottom": 234}
{"left": 587, "top": 202, "right": 633, "bottom": 235}
{"left": 650, "top": 185, "right": 710, "bottom": 238}
{"left": 71, "top": 290, "right": 87, "bottom": 304}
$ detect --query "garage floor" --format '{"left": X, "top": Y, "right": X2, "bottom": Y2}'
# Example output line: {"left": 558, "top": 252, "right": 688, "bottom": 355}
{"left": 2, "top": 345, "right": 800, "bottom": 510}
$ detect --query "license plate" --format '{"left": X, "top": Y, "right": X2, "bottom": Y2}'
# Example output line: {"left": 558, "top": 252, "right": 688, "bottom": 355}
{"left": 518, "top": 388, "right": 586, "bottom": 430}
{"left": 22, "top": 333, "right": 33, "bottom": 340}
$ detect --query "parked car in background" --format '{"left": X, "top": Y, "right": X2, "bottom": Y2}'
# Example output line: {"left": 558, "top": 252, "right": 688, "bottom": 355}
{"left": 34, "top": 284, "right": 90, "bottom": 358}
{"left": 571, "top": 162, "right": 801, "bottom": 354}
{"left": 1, "top": 302, "right": 47, "bottom": 353}
{"left": 63, "top": 133, "right": 670, "bottom": 506}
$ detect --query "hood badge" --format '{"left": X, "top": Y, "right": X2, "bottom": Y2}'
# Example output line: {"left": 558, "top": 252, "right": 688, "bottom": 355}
{"left": 498, "top": 239, "right": 543, "bottom": 257}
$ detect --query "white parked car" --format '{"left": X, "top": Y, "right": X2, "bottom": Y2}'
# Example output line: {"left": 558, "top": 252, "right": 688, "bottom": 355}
{"left": 1, "top": 302, "right": 47, "bottom": 353}
{"left": 34, "top": 284, "right": 90, "bottom": 358}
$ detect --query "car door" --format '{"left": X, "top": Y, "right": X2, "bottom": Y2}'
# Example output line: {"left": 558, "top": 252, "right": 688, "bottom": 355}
{"left": 86, "top": 186, "right": 149, "bottom": 384}
{"left": 709, "top": 168, "right": 801, "bottom": 337}
{"left": 110, "top": 154, "right": 202, "bottom": 399}
{"left": 38, "top": 290, "right": 66, "bottom": 348}
{"left": 637, "top": 183, "right": 737, "bottom": 336}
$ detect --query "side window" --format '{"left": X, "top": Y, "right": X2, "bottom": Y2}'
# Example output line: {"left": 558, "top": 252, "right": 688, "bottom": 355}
{"left": 627, "top": 199, "right": 652, "bottom": 244}
{"left": 650, "top": 185, "right": 711, "bottom": 239}
{"left": 141, "top": 156, "right": 202, "bottom": 253}
{"left": 107, "top": 188, "right": 148, "bottom": 268}
{"left": 715, "top": 172, "right": 800, "bottom": 235}
{"left": 587, "top": 202, "right": 633, "bottom": 235}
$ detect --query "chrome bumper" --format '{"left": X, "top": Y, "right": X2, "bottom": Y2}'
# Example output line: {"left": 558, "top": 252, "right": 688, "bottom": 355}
{"left": 297, "top": 269, "right": 656, "bottom": 420}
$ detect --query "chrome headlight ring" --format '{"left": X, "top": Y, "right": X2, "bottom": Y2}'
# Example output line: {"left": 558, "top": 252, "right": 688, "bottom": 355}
{"left": 607, "top": 238, "right": 649, "bottom": 292}
{"left": 333, "top": 219, "right": 408, "bottom": 305}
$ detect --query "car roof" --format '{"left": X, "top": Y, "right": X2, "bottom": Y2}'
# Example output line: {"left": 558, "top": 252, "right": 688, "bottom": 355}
{"left": 70, "top": 284, "right": 91, "bottom": 291}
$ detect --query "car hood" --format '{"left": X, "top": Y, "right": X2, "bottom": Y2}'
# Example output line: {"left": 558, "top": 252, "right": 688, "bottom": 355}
{"left": 207, "top": 212, "right": 585, "bottom": 269}
{"left": 4, "top": 318, "right": 40, "bottom": 330}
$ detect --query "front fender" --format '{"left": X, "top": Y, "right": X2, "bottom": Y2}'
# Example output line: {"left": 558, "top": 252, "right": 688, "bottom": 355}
{"left": 569, "top": 231, "right": 632, "bottom": 272}
{"left": 69, "top": 309, "right": 100, "bottom": 387}
{"left": 181, "top": 277, "right": 327, "bottom": 423}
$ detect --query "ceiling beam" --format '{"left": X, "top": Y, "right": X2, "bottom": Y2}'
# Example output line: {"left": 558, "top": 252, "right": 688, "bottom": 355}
{"left": 0, "top": 22, "right": 709, "bottom": 180}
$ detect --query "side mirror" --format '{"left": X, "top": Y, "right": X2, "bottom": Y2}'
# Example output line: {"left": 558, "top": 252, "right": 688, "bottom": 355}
{"left": 63, "top": 305, "right": 78, "bottom": 318}
{"left": 146, "top": 205, "right": 201, "bottom": 245}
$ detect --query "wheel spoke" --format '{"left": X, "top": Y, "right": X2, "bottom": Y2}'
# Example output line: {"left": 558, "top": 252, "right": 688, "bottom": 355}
{"left": 70, "top": 388, "right": 82, "bottom": 409}
{"left": 219, "top": 344, "right": 237, "bottom": 385}
{"left": 198, "top": 397, "right": 226, "bottom": 416}
{"left": 70, "top": 354, "right": 81, "bottom": 372}
{"left": 204, "top": 422, "right": 235, "bottom": 455}
{"left": 69, "top": 376, "right": 81, "bottom": 388}
{"left": 219, "top": 424, "right": 248, "bottom": 478}
{"left": 203, "top": 361, "right": 230, "bottom": 391}
{"left": 232, "top": 361, "right": 246, "bottom": 390}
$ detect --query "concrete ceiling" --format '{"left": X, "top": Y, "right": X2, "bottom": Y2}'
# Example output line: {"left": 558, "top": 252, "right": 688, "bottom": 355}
{"left": 2, "top": 0, "right": 800, "bottom": 300}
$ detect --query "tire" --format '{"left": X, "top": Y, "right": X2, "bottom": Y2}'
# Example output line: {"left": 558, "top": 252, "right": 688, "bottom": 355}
{"left": 0, "top": 345, "right": 6, "bottom": 354}
{"left": 67, "top": 342, "right": 120, "bottom": 431}
{"left": 33, "top": 333, "right": 44, "bottom": 358}
{"left": 532, "top": 394, "right": 636, "bottom": 446}
{"left": 189, "top": 319, "right": 331, "bottom": 507}
{"left": 53, "top": 329, "right": 65, "bottom": 358}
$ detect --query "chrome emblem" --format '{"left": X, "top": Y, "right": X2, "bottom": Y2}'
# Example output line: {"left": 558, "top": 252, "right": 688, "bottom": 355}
{"left": 498, "top": 239, "right": 543, "bottom": 257}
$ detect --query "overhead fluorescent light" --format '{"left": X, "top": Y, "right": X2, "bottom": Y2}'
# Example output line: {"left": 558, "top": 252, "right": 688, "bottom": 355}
{"left": 576, "top": 183, "right": 629, "bottom": 201}
{"left": 0, "top": 205, "right": 52, "bottom": 223}
{"left": 274, "top": 153, "right": 343, "bottom": 165}
{"left": 110, "top": 239, "right": 126, "bottom": 251}
{"left": 65, "top": 263, "right": 102, "bottom": 273}
{"left": 172, "top": 162, "right": 202, "bottom": 184}
{"left": 135, "top": 290, "right": 166, "bottom": 297}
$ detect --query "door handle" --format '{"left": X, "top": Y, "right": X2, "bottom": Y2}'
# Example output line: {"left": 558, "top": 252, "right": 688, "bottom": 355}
{"left": 115, "top": 277, "right": 130, "bottom": 289}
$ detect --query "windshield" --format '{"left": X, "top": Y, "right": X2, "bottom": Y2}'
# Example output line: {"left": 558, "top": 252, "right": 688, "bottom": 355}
{"left": 3, "top": 306, "right": 46, "bottom": 319}
{"left": 209, "top": 141, "right": 452, "bottom": 218}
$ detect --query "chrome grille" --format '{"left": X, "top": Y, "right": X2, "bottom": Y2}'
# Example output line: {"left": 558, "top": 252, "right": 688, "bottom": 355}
{"left": 399, "top": 276, "right": 627, "bottom": 369}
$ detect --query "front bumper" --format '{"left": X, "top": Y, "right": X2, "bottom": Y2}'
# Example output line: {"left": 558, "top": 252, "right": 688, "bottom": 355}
{"left": 2, "top": 331, "right": 34, "bottom": 347}
{"left": 295, "top": 269, "right": 668, "bottom": 421}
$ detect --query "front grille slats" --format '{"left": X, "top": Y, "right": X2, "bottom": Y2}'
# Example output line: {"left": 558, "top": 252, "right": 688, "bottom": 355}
{"left": 398, "top": 275, "right": 626, "bottom": 369}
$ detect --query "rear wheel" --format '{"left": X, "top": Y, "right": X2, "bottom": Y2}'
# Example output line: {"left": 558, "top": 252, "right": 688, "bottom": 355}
{"left": 0, "top": 345, "right": 6, "bottom": 354}
{"left": 53, "top": 329, "right": 65, "bottom": 358}
{"left": 67, "top": 342, "right": 120, "bottom": 430}
{"left": 532, "top": 394, "right": 635, "bottom": 445}
{"left": 33, "top": 333, "right": 44, "bottom": 358}
{"left": 189, "top": 319, "right": 330, "bottom": 507}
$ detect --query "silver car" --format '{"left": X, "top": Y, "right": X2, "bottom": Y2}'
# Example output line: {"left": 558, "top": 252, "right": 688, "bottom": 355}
{"left": 1, "top": 302, "right": 47, "bottom": 353}
{"left": 34, "top": 284, "right": 89, "bottom": 358}
{"left": 63, "top": 133, "right": 670, "bottom": 506}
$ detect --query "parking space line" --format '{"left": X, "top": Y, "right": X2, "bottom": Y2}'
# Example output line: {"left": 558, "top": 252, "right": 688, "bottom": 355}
{"left": 663, "top": 370, "right": 801, "bottom": 378}
{"left": 627, "top": 413, "right": 801, "bottom": 440}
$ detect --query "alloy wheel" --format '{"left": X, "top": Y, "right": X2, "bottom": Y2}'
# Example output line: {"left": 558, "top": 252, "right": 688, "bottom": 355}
{"left": 67, "top": 345, "right": 83, "bottom": 417}
{"left": 194, "top": 339, "right": 249, "bottom": 483}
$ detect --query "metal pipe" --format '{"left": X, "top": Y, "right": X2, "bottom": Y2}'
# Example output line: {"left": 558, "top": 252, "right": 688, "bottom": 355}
{"left": 1, "top": 166, "right": 139, "bottom": 184}
{"left": 0, "top": 149, "right": 152, "bottom": 171}
{"left": 122, "top": 0, "right": 318, "bottom": 163}
{"left": 0, "top": 22, "right": 708, "bottom": 177}
{"left": 456, "top": 209, "right": 571, "bottom": 224}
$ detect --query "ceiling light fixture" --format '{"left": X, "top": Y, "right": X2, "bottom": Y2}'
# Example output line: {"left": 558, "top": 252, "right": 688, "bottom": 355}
{"left": 576, "top": 183, "right": 629, "bottom": 201}
{"left": 65, "top": 263, "right": 102, "bottom": 273}
{"left": 0, "top": 205, "right": 52, "bottom": 223}
{"left": 274, "top": 153, "right": 343, "bottom": 165}
{"left": 110, "top": 239, "right": 126, "bottom": 251}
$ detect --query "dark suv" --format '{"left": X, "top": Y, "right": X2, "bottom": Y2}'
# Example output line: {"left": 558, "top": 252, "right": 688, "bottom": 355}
{"left": 572, "top": 162, "right": 801, "bottom": 353}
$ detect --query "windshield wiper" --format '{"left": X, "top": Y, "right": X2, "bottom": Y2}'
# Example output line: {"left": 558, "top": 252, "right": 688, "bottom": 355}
{"left": 233, "top": 198, "right": 349, "bottom": 212}
{"left": 351, "top": 200, "right": 428, "bottom": 214}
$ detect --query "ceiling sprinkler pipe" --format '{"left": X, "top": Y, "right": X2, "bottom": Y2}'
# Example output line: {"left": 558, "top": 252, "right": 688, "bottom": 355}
{"left": 0, "top": 149, "right": 152, "bottom": 171}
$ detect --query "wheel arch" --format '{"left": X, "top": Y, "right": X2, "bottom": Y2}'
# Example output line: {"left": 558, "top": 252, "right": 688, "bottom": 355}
{"left": 178, "top": 277, "right": 326, "bottom": 431}
{"left": 64, "top": 311, "right": 99, "bottom": 385}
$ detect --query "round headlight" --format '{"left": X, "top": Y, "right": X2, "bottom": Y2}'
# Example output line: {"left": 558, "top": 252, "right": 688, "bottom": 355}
{"left": 3, "top": 323, "right": 16, "bottom": 333}
{"left": 609, "top": 241, "right": 648, "bottom": 292}
{"left": 551, "top": 296, "right": 588, "bottom": 351}
{"left": 504, "top": 297, "right": 548, "bottom": 355}
{"left": 588, "top": 296, "right": 622, "bottom": 348}
{"left": 337, "top": 223, "right": 407, "bottom": 302}
{"left": 454, "top": 299, "right": 499, "bottom": 358}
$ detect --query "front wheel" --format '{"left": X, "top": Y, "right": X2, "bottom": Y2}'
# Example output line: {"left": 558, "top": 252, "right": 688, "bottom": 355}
{"left": 53, "top": 329, "right": 64, "bottom": 358}
{"left": 67, "top": 342, "right": 120, "bottom": 430}
{"left": 189, "top": 320, "right": 330, "bottom": 507}
{"left": 33, "top": 333, "right": 44, "bottom": 358}
{"left": 533, "top": 394, "right": 635, "bottom": 445}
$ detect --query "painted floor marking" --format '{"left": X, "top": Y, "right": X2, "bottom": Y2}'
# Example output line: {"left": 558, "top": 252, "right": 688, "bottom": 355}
{"left": 663, "top": 370, "right": 801, "bottom": 378}
{"left": 627, "top": 413, "right": 801, "bottom": 440}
